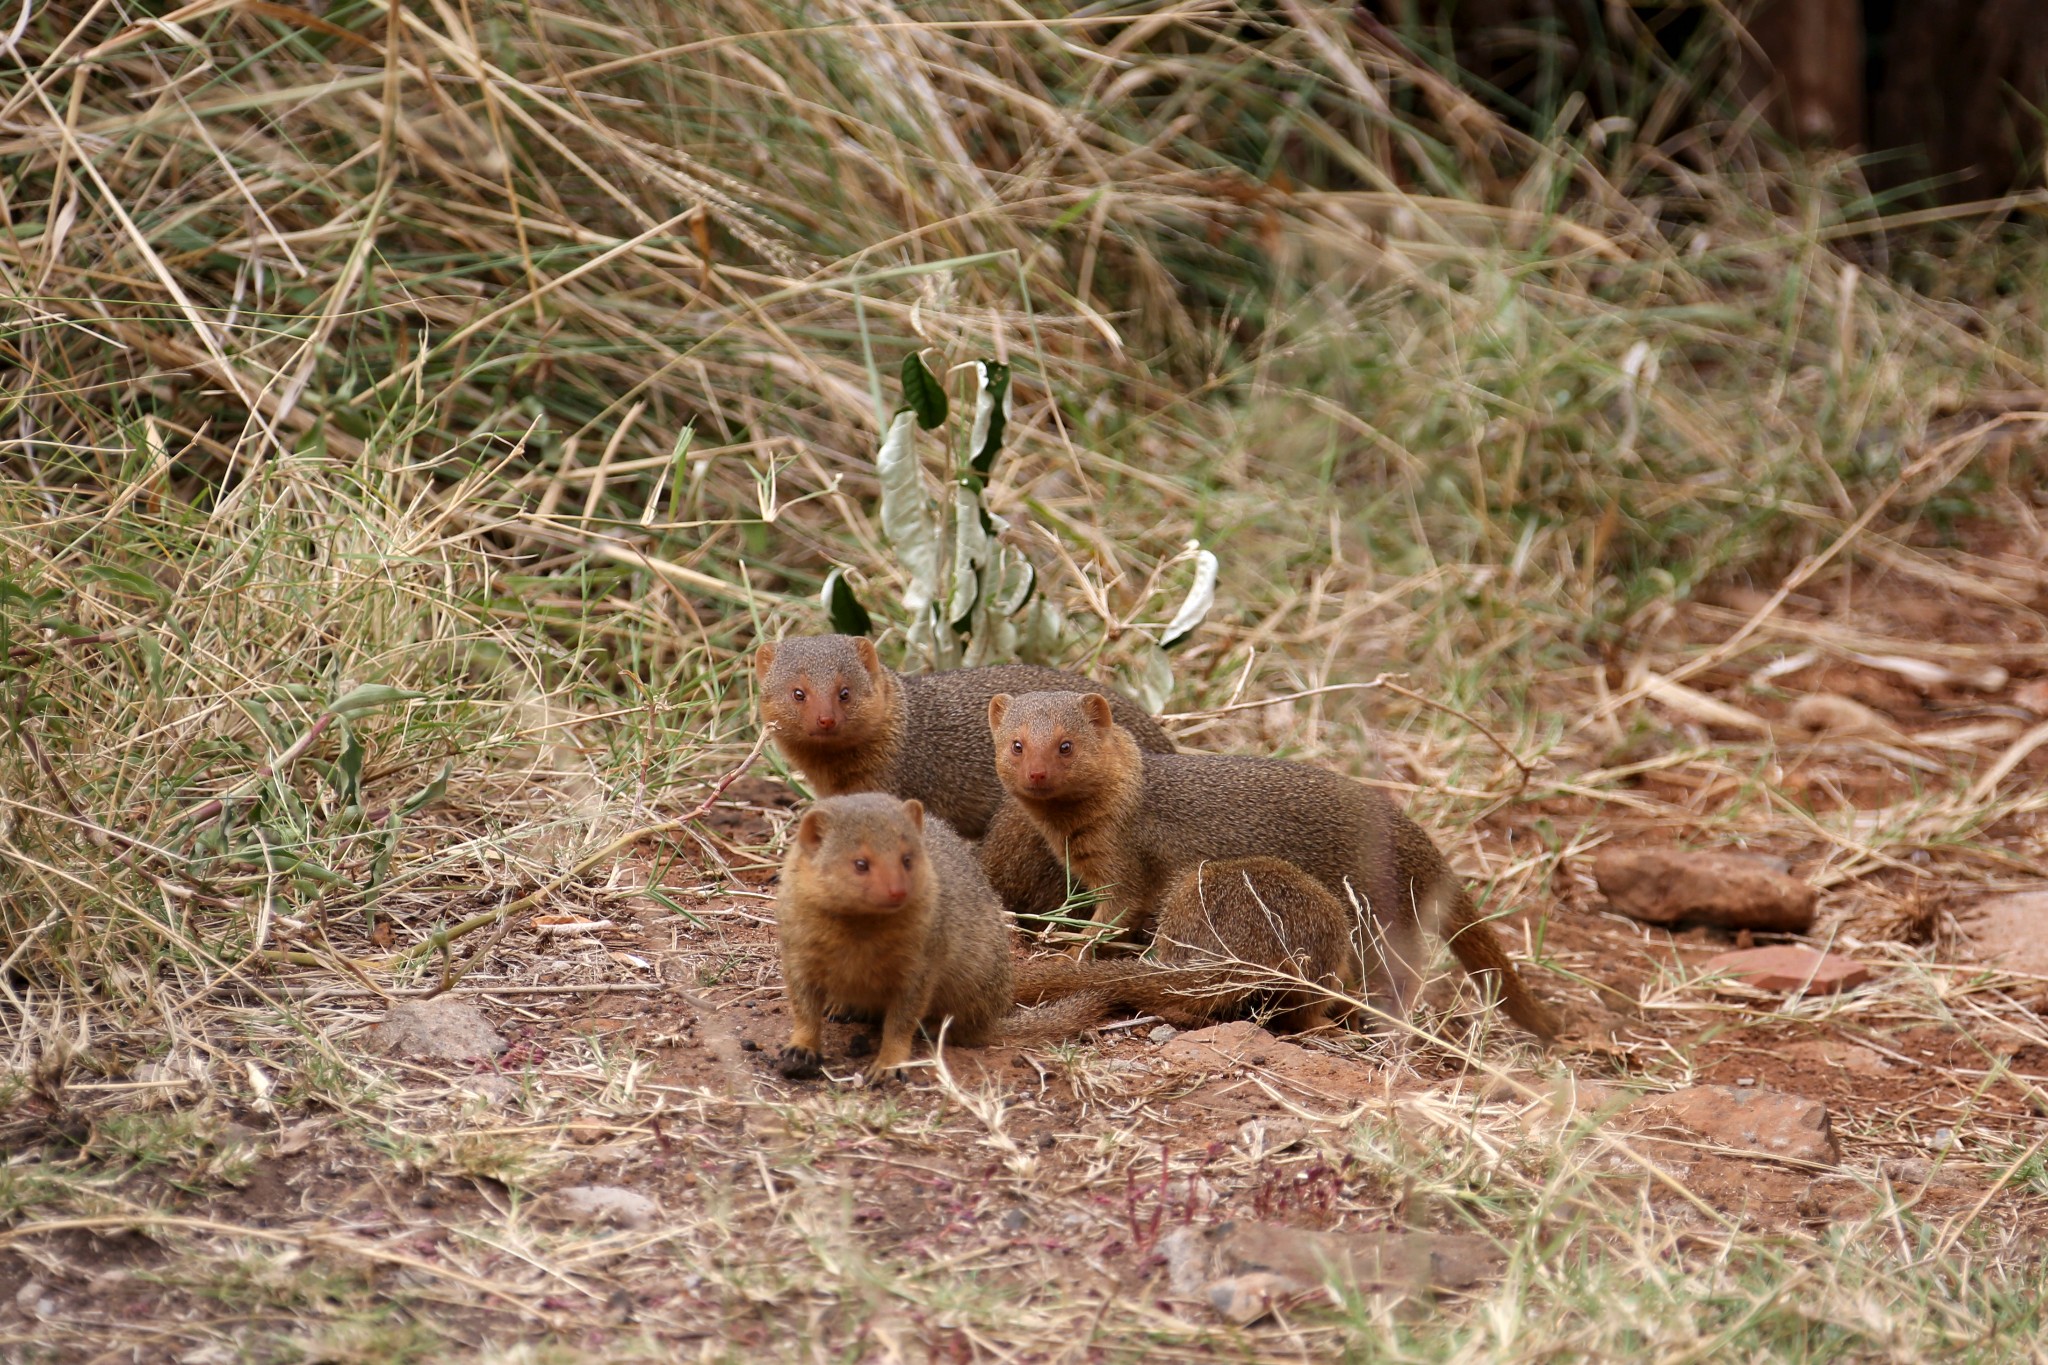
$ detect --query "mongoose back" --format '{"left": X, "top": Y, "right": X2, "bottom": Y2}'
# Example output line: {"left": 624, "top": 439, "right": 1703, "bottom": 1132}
{"left": 1014, "top": 856, "right": 1363, "bottom": 1033}
{"left": 756, "top": 634, "right": 1174, "bottom": 916}
{"left": 987, "top": 691, "right": 1560, "bottom": 1040}
{"left": 774, "top": 793, "right": 1108, "bottom": 1081}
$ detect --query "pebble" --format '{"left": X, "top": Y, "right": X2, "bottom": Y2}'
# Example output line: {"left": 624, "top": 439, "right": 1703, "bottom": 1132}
{"left": 1593, "top": 848, "right": 1817, "bottom": 932}
{"left": 1703, "top": 945, "right": 1874, "bottom": 995}
{"left": 537, "top": 1185, "right": 660, "bottom": 1230}
{"left": 1638, "top": 1085, "right": 1840, "bottom": 1164}
{"left": 367, "top": 999, "right": 507, "bottom": 1062}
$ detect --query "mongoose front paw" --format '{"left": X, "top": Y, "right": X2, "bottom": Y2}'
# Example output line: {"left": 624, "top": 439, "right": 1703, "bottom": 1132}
{"left": 862, "top": 1061, "right": 912, "bottom": 1085}
{"left": 776, "top": 1045, "right": 823, "bottom": 1079}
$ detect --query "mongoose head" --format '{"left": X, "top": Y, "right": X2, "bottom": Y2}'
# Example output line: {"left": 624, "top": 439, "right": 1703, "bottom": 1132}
{"left": 755, "top": 635, "right": 889, "bottom": 748}
{"left": 789, "top": 794, "right": 934, "bottom": 914}
{"left": 987, "top": 690, "right": 1130, "bottom": 800}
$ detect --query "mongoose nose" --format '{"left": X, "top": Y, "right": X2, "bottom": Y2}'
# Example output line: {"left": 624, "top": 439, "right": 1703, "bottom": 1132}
{"left": 814, "top": 714, "right": 837, "bottom": 732}
{"left": 1027, "top": 770, "right": 1048, "bottom": 785}
{"left": 880, "top": 882, "right": 908, "bottom": 905}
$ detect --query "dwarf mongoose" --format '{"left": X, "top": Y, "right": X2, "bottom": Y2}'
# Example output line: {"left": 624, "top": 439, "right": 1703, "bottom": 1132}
{"left": 987, "top": 691, "right": 1559, "bottom": 1040}
{"left": 774, "top": 793, "right": 1108, "bottom": 1081}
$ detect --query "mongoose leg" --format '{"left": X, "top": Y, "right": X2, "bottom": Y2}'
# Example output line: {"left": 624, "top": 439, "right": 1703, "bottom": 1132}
{"left": 779, "top": 985, "right": 826, "bottom": 1079}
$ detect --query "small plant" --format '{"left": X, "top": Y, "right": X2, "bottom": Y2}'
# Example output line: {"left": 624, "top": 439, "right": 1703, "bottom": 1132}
{"left": 822, "top": 352, "right": 1216, "bottom": 709}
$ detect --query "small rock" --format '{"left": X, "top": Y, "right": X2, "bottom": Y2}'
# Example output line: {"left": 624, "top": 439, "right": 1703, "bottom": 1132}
{"left": 13, "top": 1278, "right": 54, "bottom": 1320}
{"left": 1703, "top": 945, "right": 1873, "bottom": 996}
{"left": 565, "top": 1120, "right": 611, "bottom": 1145}
{"left": 1957, "top": 891, "right": 2048, "bottom": 978}
{"left": 1593, "top": 848, "right": 1817, "bottom": 932}
{"left": 458, "top": 1074, "right": 519, "bottom": 1106}
{"left": 999, "top": 1209, "right": 1029, "bottom": 1234}
{"left": 539, "top": 1185, "right": 659, "bottom": 1230}
{"left": 739, "top": 1039, "right": 760, "bottom": 1053}
{"left": 1880, "top": 1156, "right": 1970, "bottom": 1188}
{"left": 1162, "top": 1221, "right": 1502, "bottom": 1310}
{"left": 1639, "top": 1085, "right": 1840, "bottom": 1164}
{"left": 368, "top": 999, "right": 507, "bottom": 1062}
{"left": 1237, "top": 1117, "right": 1311, "bottom": 1157}
{"left": 1788, "top": 693, "right": 1890, "bottom": 738}
{"left": 1148, "top": 1024, "right": 1180, "bottom": 1043}
{"left": 2016, "top": 679, "right": 2048, "bottom": 716}
{"left": 1206, "top": 1272, "right": 1304, "bottom": 1325}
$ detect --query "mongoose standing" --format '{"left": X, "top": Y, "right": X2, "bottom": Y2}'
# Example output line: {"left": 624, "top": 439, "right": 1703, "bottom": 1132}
{"left": 754, "top": 634, "right": 1174, "bottom": 914}
{"left": 1014, "top": 856, "right": 1363, "bottom": 1033}
{"left": 774, "top": 793, "right": 1109, "bottom": 1081}
{"left": 987, "top": 691, "right": 1560, "bottom": 1040}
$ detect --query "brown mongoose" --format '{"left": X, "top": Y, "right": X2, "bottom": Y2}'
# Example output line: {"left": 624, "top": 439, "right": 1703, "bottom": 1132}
{"left": 1013, "top": 856, "right": 1364, "bottom": 1033}
{"left": 754, "top": 634, "right": 1174, "bottom": 915}
{"left": 774, "top": 793, "right": 1110, "bottom": 1081}
{"left": 987, "top": 691, "right": 1561, "bottom": 1040}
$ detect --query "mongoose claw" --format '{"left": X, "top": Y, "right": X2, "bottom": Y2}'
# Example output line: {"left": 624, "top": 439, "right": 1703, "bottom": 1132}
{"left": 776, "top": 1045, "right": 823, "bottom": 1080}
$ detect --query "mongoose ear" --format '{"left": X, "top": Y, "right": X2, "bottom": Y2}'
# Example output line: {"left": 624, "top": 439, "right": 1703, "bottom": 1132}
{"left": 754, "top": 641, "right": 777, "bottom": 681}
{"left": 987, "top": 694, "right": 1011, "bottom": 732}
{"left": 852, "top": 636, "right": 881, "bottom": 676}
{"left": 1080, "top": 692, "right": 1115, "bottom": 729}
{"left": 795, "top": 807, "right": 827, "bottom": 853}
{"left": 901, "top": 799, "right": 925, "bottom": 833}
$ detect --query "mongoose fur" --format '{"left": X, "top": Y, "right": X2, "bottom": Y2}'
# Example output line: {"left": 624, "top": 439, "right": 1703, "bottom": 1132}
{"left": 755, "top": 634, "right": 1173, "bottom": 915}
{"left": 1013, "top": 856, "right": 1363, "bottom": 1033}
{"left": 774, "top": 793, "right": 1110, "bottom": 1081}
{"left": 987, "top": 691, "right": 1561, "bottom": 1040}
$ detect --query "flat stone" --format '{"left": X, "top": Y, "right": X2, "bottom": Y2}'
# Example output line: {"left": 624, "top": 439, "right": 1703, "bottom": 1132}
{"left": 538, "top": 1184, "right": 659, "bottom": 1230}
{"left": 1162, "top": 1221, "right": 1502, "bottom": 1313}
{"left": 1594, "top": 848, "right": 1817, "bottom": 932}
{"left": 367, "top": 999, "right": 507, "bottom": 1062}
{"left": 1637, "top": 1085, "right": 1839, "bottom": 1165}
{"left": 1159, "top": 1022, "right": 1379, "bottom": 1109}
{"left": 1703, "top": 945, "right": 1873, "bottom": 995}
{"left": 1957, "top": 890, "right": 2048, "bottom": 978}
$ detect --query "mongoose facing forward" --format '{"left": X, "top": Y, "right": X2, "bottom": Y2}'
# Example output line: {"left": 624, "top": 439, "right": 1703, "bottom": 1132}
{"left": 756, "top": 634, "right": 1175, "bottom": 915}
{"left": 987, "top": 691, "right": 1560, "bottom": 1040}
{"left": 1013, "top": 856, "right": 1363, "bottom": 1033}
{"left": 774, "top": 793, "right": 1108, "bottom": 1081}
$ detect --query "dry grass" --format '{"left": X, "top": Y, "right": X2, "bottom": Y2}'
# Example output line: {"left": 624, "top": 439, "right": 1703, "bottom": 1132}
{"left": 4, "top": 0, "right": 2048, "bottom": 1359}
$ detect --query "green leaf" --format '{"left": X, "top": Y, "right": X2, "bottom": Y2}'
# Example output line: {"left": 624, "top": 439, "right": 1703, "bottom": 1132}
{"left": 78, "top": 564, "right": 168, "bottom": 605}
{"left": 399, "top": 760, "right": 452, "bottom": 816}
{"left": 876, "top": 410, "right": 943, "bottom": 622}
{"left": 900, "top": 351, "right": 948, "bottom": 430}
{"left": 1157, "top": 547, "right": 1218, "bottom": 650}
{"left": 1125, "top": 639, "right": 1176, "bottom": 714}
{"left": 820, "top": 568, "right": 872, "bottom": 636}
{"left": 325, "top": 683, "right": 424, "bottom": 716}
{"left": 947, "top": 480, "right": 990, "bottom": 631}
{"left": 330, "top": 725, "right": 364, "bottom": 805}
{"left": 966, "top": 361, "right": 1011, "bottom": 476}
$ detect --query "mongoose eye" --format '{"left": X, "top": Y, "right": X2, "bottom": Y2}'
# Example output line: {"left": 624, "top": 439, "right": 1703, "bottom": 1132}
{"left": 838, "top": 687, "right": 851, "bottom": 702}
{"left": 1058, "top": 740, "right": 1073, "bottom": 755}
{"left": 901, "top": 853, "right": 913, "bottom": 870}
{"left": 1011, "top": 740, "right": 1023, "bottom": 755}
{"left": 853, "top": 858, "right": 869, "bottom": 874}
{"left": 792, "top": 687, "right": 806, "bottom": 702}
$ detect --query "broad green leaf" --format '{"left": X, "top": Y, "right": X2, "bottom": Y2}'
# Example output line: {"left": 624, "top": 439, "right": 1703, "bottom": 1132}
{"left": 260, "top": 684, "right": 321, "bottom": 704}
{"left": 876, "top": 410, "right": 943, "bottom": 619}
{"left": 820, "top": 568, "right": 872, "bottom": 636}
{"left": 325, "top": 683, "right": 424, "bottom": 716}
{"left": 399, "top": 760, "right": 452, "bottom": 816}
{"left": 1020, "top": 595, "right": 1065, "bottom": 664}
{"left": 1126, "top": 639, "right": 1176, "bottom": 714}
{"left": 947, "top": 480, "right": 989, "bottom": 630}
{"left": 900, "top": 351, "right": 948, "bottom": 429}
{"left": 966, "top": 360, "right": 1011, "bottom": 476}
{"left": 78, "top": 564, "right": 169, "bottom": 604}
{"left": 330, "top": 724, "right": 364, "bottom": 804}
{"left": 1157, "top": 546, "right": 1218, "bottom": 650}
{"left": 986, "top": 542, "right": 1035, "bottom": 618}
